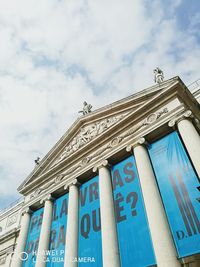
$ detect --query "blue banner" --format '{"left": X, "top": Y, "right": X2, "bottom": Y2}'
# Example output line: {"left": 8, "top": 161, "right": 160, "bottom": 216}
{"left": 148, "top": 131, "right": 200, "bottom": 258}
{"left": 22, "top": 208, "right": 44, "bottom": 267}
{"left": 78, "top": 176, "right": 102, "bottom": 267}
{"left": 46, "top": 193, "right": 68, "bottom": 266}
{"left": 111, "top": 156, "right": 156, "bottom": 267}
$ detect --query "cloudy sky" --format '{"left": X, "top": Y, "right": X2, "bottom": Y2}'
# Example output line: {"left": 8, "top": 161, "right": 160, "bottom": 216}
{"left": 0, "top": 0, "right": 200, "bottom": 210}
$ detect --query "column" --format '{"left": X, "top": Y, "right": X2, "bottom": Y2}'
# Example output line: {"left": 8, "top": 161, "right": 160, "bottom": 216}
{"left": 35, "top": 194, "right": 54, "bottom": 267}
{"left": 93, "top": 160, "right": 120, "bottom": 267}
{"left": 176, "top": 110, "right": 200, "bottom": 178}
{"left": 11, "top": 208, "right": 32, "bottom": 267}
{"left": 131, "top": 138, "right": 181, "bottom": 267}
{"left": 64, "top": 179, "right": 80, "bottom": 267}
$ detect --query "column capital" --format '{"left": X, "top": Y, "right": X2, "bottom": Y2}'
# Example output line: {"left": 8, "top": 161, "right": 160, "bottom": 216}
{"left": 168, "top": 110, "right": 194, "bottom": 128}
{"left": 40, "top": 193, "right": 54, "bottom": 205}
{"left": 21, "top": 207, "right": 33, "bottom": 216}
{"left": 126, "top": 137, "right": 147, "bottom": 152}
{"left": 64, "top": 178, "right": 81, "bottom": 190}
{"left": 93, "top": 159, "right": 111, "bottom": 173}
{"left": 183, "top": 109, "right": 193, "bottom": 118}
{"left": 168, "top": 119, "right": 176, "bottom": 128}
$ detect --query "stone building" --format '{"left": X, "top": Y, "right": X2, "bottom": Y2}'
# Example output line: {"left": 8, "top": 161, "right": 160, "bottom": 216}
{"left": 0, "top": 76, "right": 200, "bottom": 267}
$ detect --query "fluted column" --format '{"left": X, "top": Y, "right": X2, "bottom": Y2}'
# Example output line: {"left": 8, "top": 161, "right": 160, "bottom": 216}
{"left": 129, "top": 138, "right": 180, "bottom": 267}
{"left": 35, "top": 194, "right": 54, "bottom": 267}
{"left": 169, "top": 110, "right": 200, "bottom": 178}
{"left": 64, "top": 179, "right": 80, "bottom": 267}
{"left": 11, "top": 208, "right": 32, "bottom": 267}
{"left": 93, "top": 160, "right": 120, "bottom": 267}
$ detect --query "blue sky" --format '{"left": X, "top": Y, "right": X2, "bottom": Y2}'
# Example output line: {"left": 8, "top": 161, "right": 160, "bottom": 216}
{"left": 0, "top": 0, "right": 200, "bottom": 210}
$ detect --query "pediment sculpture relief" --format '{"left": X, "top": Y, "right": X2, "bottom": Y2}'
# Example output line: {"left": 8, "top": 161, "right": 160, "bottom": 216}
{"left": 53, "top": 113, "right": 128, "bottom": 166}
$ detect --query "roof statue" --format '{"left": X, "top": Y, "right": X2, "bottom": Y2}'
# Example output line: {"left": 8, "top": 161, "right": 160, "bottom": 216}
{"left": 154, "top": 67, "right": 164, "bottom": 84}
{"left": 34, "top": 157, "right": 40, "bottom": 165}
{"left": 78, "top": 101, "right": 93, "bottom": 115}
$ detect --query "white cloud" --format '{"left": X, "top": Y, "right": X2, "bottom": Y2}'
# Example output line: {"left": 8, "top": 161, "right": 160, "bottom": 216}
{"left": 0, "top": 0, "right": 199, "bottom": 209}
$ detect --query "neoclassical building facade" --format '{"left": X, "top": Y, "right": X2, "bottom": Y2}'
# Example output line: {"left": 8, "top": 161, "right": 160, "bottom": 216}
{"left": 0, "top": 76, "right": 200, "bottom": 267}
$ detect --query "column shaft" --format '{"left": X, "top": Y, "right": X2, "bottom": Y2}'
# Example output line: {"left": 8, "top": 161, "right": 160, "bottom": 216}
{"left": 12, "top": 211, "right": 31, "bottom": 267}
{"left": 177, "top": 118, "right": 200, "bottom": 178}
{"left": 35, "top": 198, "right": 53, "bottom": 267}
{"left": 134, "top": 144, "right": 180, "bottom": 267}
{"left": 64, "top": 184, "right": 79, "bottom": 267}
{"left": 98, "top": 165, "right": 120, "bottom": 267}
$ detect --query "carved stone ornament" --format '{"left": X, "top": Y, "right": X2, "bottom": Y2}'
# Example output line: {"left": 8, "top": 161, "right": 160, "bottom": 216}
{"left": 54, "top": 174, "right": 65, "bottom": 184}
{"left": 110, "top": 137, "right": 122, "bottom": 147}
{"left": 30, "top": 188, "right": 42, "bottom": 199}
{"left": 168, "top": 119, "right": 176, "bottom": 128}
{"left": 168, "top": 110, "right": 193, "bottom": 128}
{"left": 6, "top": 214, "right": 18, "bottom": 227}
{"left": 64, "top": 178, "right": 81, "bottom": 190}
{"left": 93, "top": 160, "right": 109, "bottom": 173}
{"left": 40, "top": 194, "right": 54, "bottom": 204}
{"left": 154, "top": 67, "right": 164, "bottom": 84}
{"left": 183, "top": 110, "right": 193, "bottom": 118}
{"left": 143, "top": 108, "right": 168, "bottom": 125}
{"left": 52, "top": 113, "right": 128, "bottom": 166}
{"left": 126, "top": 137, "right": 146, "bottom": 152}
{"left": 30, "top": 183, "right": 52, "bottom": 199}
{"left": 126, "top": 145, "right": 132, "bottom": 152}
{"left": 21, "top": 207, "right": 32, "bottom": 216}
{"left": 78, "top": 101, "right": 93, "bottom": 115}
{"left": 0, "top": 256, "right": 6, "bottom": 265}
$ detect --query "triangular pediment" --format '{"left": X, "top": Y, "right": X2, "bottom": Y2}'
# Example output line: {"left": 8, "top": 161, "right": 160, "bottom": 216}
{"left": 18, "top": 77, "right": 180, "bottom": 193}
